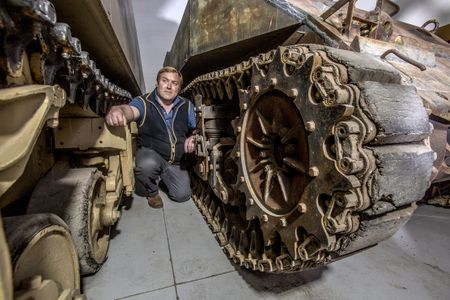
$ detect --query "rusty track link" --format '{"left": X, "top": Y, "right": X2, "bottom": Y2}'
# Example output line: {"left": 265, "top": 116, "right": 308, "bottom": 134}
{"left": 184, "top": 45, "right": 434, "bottom": 272}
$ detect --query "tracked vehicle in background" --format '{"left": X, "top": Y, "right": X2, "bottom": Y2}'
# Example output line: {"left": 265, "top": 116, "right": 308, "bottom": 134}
{"left": 165, "top": 0, "right": 450, "bottom": 272}
{"left": 0, "top": 0, "right": 143, "bottom": 299}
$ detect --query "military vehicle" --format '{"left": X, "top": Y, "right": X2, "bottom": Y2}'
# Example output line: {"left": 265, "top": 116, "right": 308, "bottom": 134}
{"left": 165, "top": 0, "right": 450, "bottom": 272}
{"left": 0, "top": 0, "right": 143, "bottom": 299}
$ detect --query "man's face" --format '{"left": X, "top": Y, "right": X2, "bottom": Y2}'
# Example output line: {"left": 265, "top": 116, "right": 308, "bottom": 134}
{"left": 156, "top": 72, "right": 181, "bottom": 103}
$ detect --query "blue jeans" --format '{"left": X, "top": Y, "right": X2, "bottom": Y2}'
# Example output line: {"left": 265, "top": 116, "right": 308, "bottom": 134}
{"left": 134, "top": 147, "right": 191, "bottom": 202}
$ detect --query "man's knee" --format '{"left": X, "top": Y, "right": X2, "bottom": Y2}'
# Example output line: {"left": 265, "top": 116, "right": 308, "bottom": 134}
{"left": 170, "top": 186, "right": 191, "bottom": 203}
{"left": 135, "top": 150, "right": 162, "bottom": 175}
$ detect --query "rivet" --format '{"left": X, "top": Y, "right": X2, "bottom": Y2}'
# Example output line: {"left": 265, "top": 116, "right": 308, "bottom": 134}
{"left": 262, "top": 214, "right": 268, "bottom": 222}
{"left": 252, "top": 85, "right": 260, "bottom": 95}
{"left": 270, "top": 78, "right": 277, "bottom": 87}
{"left": 305, "top": 121, "right": 316, "bottom": 132}
{"left": 308, "top": 166, "right": 319, "bottom": 177}
{"left": 280, "top": 217, "right": 287, "bottom": 227}
{"left": 248, "top": 198, "right": 254, "bottom": 206}
{"left": 237, "top": 126, "right": 242, "bottom": 133}
{"left": 288, "top": 88, "right": 298, "bottom": 98}
{"left": 236, "top": 151, "right": 241, "bottom": 158}
{"left": 298, "top": 203, "right": 307, "bottom": 213}
{"left": 242, "top": 103, "right": 248, "bottom": 110}
{"left": 240, "top": 176, "right": 245, "bottom": 183}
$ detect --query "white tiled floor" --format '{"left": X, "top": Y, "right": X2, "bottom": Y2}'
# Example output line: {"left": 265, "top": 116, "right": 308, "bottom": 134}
{"left": 82, "top": 193, "right": 450, "bottom": 300}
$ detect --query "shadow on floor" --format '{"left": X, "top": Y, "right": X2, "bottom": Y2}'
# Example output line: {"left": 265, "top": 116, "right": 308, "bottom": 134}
{"left": 235, "top": 264, "right": 326, "bottom": 293}
{"left": 108, "top": 195, "right": 137, "bottom": 240}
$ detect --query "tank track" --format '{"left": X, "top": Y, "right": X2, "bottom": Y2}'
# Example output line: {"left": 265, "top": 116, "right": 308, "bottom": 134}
{"left": 184, "top": 45, "right": 434, "bottom": 272}
{"left": 0, "top": 0, "right": 131, "bottom": 113}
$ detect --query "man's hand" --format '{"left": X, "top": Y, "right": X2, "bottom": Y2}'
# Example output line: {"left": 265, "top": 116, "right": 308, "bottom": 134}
{"left": 184, "top": 135, "right": 195, "bottom": 154}
{"left": 106, "top": 106, "right": 129, "bottom": 127}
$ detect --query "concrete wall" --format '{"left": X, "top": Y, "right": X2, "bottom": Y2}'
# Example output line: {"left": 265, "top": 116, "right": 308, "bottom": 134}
{"left": 132, "top": 0, "right": 188, "bottom": 92}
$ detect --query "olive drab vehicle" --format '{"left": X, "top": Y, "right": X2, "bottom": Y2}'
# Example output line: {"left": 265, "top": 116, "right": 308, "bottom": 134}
{"left": 165, "top": 0, "right": 450, "bottom": 272}
{"left": 0, "top": 0, "right": 143, "bottom": 299}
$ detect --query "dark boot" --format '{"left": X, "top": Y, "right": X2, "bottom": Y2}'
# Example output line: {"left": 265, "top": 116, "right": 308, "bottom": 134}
{"left": 147, "top": 195, "right": 163, "bottom": 208}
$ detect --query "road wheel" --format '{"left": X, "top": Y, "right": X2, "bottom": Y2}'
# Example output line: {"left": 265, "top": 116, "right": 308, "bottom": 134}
{"left": 3, "top": 214, "right": 83, "bottom": 299}
{"left": 27, "top": 164, "right": 114, "bottom": 275}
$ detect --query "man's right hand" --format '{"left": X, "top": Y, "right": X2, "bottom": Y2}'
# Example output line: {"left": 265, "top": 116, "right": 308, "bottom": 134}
{"left": 106, "top": 105, "right": 139, "bottom": 127}
{"left": 106, "top": 106, "right": 128, "bottom": 126}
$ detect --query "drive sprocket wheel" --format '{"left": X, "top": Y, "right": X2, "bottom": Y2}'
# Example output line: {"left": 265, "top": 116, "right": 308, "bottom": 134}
{"left": 187, "top": 45, "right": 434, "bottom": 272}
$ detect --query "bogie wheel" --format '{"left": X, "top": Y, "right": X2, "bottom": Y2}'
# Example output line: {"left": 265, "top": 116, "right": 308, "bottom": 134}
{"left": 3, "top": 214, "right": 84, "bottom": 299}
{"left": 187, "top": 45, "right": 434, "bottom": 272}
{"left": 27, "top": 164, "right": 112, "bottom": 275}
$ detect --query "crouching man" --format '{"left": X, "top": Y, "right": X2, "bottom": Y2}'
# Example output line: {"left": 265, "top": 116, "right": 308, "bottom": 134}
{"left": 106, "top": 67, "right": 196, "bottom": 208}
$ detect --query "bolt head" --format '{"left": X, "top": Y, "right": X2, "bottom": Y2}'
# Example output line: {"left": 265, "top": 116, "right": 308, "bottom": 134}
{"left": 308, "top": 166, "right": 319, "bottom": 177}
{"left": 252, "top": 85, "right": 260, "bottom": 95}
{"left": 288, "top": 88, "right": 298, "bottom": 98}
{"left": 242, "top": 103, "right": 248, "bottom": 110}
{"left": 237, "top": 126, "right": 242, "bottom": 133}
{"left": 270, "top": 78, "right": 277, "bottom": 87}
{"left": 248, "top": 198, "right": 254, "bottom": 206}
{"left": 298, "top": 203, "right": 307, "bottom": 213}
{"left": 262, "top": 214, "right": 268, "bottom": 222}
{"left": 305, "top": 121, "right": 315, "bottom": 132}
{"left": 240, "top": 176, "right": 245, "bottom": 183}
{"left": 236, "top": 151, "right": 241, "bottom": 158}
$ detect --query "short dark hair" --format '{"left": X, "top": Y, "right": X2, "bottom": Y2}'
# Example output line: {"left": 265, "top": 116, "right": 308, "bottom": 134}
{"left": 157, "top": 66, "right": 183, "bottom": 86}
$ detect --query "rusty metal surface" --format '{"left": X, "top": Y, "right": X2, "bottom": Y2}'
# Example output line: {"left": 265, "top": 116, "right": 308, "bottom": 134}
{"left": 164, "top": 0, "right": 299, "bottom": 83}
{"left": 163, "top": 0, "right": 450, "bottom": 273}
{"left": 185, "top": 44, "right": 433, "bottom": 272}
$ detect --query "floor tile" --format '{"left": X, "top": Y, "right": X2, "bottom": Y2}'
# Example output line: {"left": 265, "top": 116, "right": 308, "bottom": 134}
{"left": 82, "top": 191, "right": 450, "bottom": 300}
{"left": 82, "top": 195, "right": 174, "bottom": 300}
{"left": 390, "top": 204, "right": 450, "bottom": 273}
{"left": 162, "top": 193, "right": 235, "bottom": 283}
{"left": 177, "top": 271, "right": 312, "bottom": 300}
{"left": 177, "top": 204, "right": 450, "bottom": 300}
{"left": 116, "top": 286, "right": 177, "bottom": 300}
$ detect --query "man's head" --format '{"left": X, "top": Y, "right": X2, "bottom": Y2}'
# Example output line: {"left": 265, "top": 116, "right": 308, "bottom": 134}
{"left": 156, "top": 66, "right": 183, "bottom": 104}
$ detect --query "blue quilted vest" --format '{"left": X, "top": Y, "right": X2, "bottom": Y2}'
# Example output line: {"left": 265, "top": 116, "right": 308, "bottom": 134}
{"left": 137, "top": 90, "right": 190, "bottom": 164}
